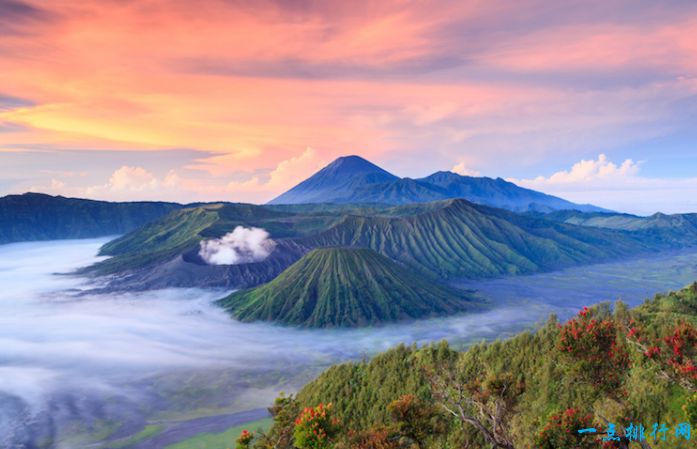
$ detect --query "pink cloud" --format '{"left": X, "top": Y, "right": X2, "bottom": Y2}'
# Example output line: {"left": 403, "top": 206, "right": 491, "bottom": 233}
{"left": 1, "top": 0, "right": 697, "bottom": 202}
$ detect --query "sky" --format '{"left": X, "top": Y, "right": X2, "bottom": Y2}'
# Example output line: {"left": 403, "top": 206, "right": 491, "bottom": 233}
{"left": 0, "top": 0, "right": 696, "bottom": 214}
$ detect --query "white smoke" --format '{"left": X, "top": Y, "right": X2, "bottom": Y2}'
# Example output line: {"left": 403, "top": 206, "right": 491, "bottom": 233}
{"left": 198, "top": 226, "right": 276, "bottom": 265}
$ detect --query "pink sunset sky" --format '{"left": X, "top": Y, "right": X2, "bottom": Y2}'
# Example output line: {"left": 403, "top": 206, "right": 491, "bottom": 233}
{"left": 1, "top": 0, "right": 697, "bottom": 214}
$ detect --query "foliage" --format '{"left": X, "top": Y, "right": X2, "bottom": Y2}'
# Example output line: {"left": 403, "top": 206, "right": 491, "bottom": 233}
{"left": 341, "top": 427, "right": 398, "bottom": 449}
{"left": 428, "top": 366, "right": 522, "bottom": 449}
{"left": 293, "top": 403, "right": 339, "bottom": 449}
{"left": 534, "top": 408, "right": 599, "bottom": 449}
{"left": 683, "top": 393, "right": 697, "bottom": 425}
{"left": 235, "top": 429, "right": 253, "bottom": 449}
{"left": 627, "top": 287, "right": 697, "bottom": 392}
{"left": 257, "top": 283, "right": 697, "bottom": 449}
{"left": 387, "top": 394, "right": 446, "bottom": 448}
{"left": 657, "top": 322, "right": 697, "bottom": 384}
{"left": 254, "top": 393, "right": 299, "bottom": 449}
{"left": 557, "top": 306, "right": 630, "bottom": 391}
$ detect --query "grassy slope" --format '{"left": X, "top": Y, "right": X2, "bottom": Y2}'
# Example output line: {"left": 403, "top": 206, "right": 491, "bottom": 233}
{"left": 86, "top": 206, "right": 220, "bottom": 274}
{"left": 102, "top": 425, "right": 164, "bottom": 449}
{"left": 267, "top": 283, "right": 697, "bottom": 448}
{"left": 218, "top": 247, "right": 482, "bottom": 327}
{"left": 87, "top": 203, "right": 330, "bottom": 275}
{"left": 164, "top": 418, "right": 273, "bottom": 449}
{"left": 304, "top": 199, "right": 648, "bottom": 279}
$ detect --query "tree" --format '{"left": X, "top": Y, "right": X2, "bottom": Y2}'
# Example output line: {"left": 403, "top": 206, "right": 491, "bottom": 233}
{"left": 659, "top": 322, "right": 697, "bottom": 386}
{"left": 254, "top": 393, "right": 299, "bottom": 449}
{"left": 535, "top": 408, "right": 600, "bottom": 449}
{"left": 683, "top": 393, "right": 697, "bottom": 426}
{"left": 627, "top": 320, "right": 697, "bottom": 392}
{"left": 341, "top": 427, "right": 399, "bottom": 449}
{"left": 557, "top": 306, "right": 630, "bottom": 393}
{"left": 387, "top": 394, "right": 445, "bottom": 448}
{"left": 427, "top": 355, "right": 523, "bottom": 449}
{"left": 293, "top": 403, "right": 340, "bottom": 449}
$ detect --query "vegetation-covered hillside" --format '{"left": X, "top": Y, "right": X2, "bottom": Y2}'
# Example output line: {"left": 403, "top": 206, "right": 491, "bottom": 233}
{"left": 305, "top": 199, "right": 649, "bottom": 279}
{"left": 0, "top": 192, "right": 181, "bottom": 244}
{"left": 84, "top": 197, "right": 697, "bottom": 295}
{"left": 241, "top": 283, "right": 697, "bottom": 448}
{"left": 542, "top": 209, "right": 697, "bottom": 246}
{"left": 218, "top": 247, "right": 482, "bottom": 327}
{"left": 86, "top": 202, "right": 341, "bottom": 276}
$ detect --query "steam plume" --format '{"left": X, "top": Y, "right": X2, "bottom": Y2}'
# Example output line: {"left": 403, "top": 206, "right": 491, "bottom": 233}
{"left": 198, "top": 226, "right": 276, "bottom": 265}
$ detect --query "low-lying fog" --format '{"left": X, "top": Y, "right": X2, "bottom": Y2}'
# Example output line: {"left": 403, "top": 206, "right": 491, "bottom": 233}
{"left": 4, "top": 239, "right": 697, "bottom": 448}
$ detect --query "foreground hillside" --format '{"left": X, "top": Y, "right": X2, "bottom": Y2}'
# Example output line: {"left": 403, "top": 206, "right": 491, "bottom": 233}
{"left": 0, "top": 192, "right": 181, "bottom": 244}
{"left": 242, "top": 284, "right": 697, "bottom": 448}
{"left": 218, "top": 247, "right": 482, "bottom": 327}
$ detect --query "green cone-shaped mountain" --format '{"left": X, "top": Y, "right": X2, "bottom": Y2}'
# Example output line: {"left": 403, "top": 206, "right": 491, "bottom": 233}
{"left": 217, "top": 247, "right": 481, "bottom": 328}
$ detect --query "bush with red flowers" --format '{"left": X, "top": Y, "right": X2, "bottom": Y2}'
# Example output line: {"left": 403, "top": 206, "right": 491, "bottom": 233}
{"left": 557, "top": 307, "right": 630, "bottom": 390}
{"left": 661, "top": 322, "right": 697, "bottom": 382}
{"left": 293, "top": 403, "right": 340, "bottom": 449}
{"left": 635, "top": 321, "right": 697, "bottom": 387}
{"left": 235, "top": 429, "right": 253, "bottom": 449}
{"left": 535, "top": 408, "right": 600, "bottom": 449}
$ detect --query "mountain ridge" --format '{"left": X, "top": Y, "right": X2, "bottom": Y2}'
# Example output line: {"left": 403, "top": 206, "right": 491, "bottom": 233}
{"left": 0, "top": 192, "right": 182, "bottom": 244}
{"left": 81, "top": 197, "right": 694, "bottom": 292}
{"left": 268, "top": 155, "right": 608, "bottom": 213}
{"left": 301, "top": 198, "right": 647, "bottom": 279}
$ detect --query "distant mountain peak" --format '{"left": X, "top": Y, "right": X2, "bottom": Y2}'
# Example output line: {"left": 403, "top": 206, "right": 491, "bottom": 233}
{"left": 328, "top": 154, "right": 373, "bottom": 166}
{"left": 320, "top": 155, "right": 395, "bottom": 175}
{"left": 423, "top": 170, "right": 463, "bottom": 180}
{"left": 269, "top": 154, "right": 607, "bottom": 213}
{"left": 267, "top": 155, "right": 398, "bottom": 205}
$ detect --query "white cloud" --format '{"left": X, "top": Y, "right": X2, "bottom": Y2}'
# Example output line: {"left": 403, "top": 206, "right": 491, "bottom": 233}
{"left": 511, "top": 154, "right": 697, "bottom": 215}
{"left": 49, "top": 179, "right": 65, "bottom": 190}
{"left": 29, "top": 166, "right": 182, "bottom": 201}
{"left": 518, "top": 154, "right": 640, "bottom": 186}
{"left": 225, "top": 147, "right": 328, "bottom": 201}
{"left": 451, "top": 162, "right": 480, "bottom": 177}
{"left": 105, "top": 166, "right": 159, "bottom": 192}
{"left": 23, "top": 148, "right": 328, "bottom": 203}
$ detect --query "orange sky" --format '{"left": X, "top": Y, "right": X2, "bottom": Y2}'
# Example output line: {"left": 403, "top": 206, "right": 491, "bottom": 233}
{"left": 1, "top": 0, "right": 697, "bottom": 210}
